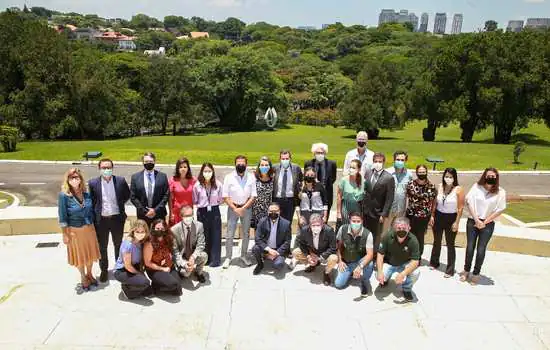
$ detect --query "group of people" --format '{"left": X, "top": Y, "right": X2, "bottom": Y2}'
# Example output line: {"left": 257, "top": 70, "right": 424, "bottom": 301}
{"left": 58, "top": 131, "right": 507, "bottom": 301}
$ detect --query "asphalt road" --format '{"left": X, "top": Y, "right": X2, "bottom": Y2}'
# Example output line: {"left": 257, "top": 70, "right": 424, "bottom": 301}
{"left": 0, "top": 162, "right": 549, "bottom": 207}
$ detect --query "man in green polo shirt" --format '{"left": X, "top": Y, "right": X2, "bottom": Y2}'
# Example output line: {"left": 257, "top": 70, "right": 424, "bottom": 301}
{"left": 376, "top": 216, "right": 421, "bottom": 302}
{"left": 334, "top": 212, "right": 374, "bottom": 298}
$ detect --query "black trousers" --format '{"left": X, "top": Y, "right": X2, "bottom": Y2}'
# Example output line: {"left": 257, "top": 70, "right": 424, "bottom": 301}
{"left": 145, "top": 268, "right": 182, "bottom": 294}
{"left": 407, "top": 214, "right": 430, "bottom": 258}
{"left": 275, "top": 197, "right": 295, "bottom": 225}
{"left": 95, "top": 215, "right": 125, "bottom": 272}
{"left": 114, "top": 268, "right": 151, "bottom": 299}
{"left": 198, "top": 205, "right": 222, "bottom": 267}
{"left": 365, "top": 215, "right": 384, "bottom": 257}
{"left": 326, "top": 188, "right": 334, "bottom": 215}
{"left": 430, "top": 211, "right": 458, "bottom": 275}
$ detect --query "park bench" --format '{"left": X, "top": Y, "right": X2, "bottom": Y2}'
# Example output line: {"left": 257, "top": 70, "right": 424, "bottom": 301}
{"left": 82, "top": 151, "right": 103, "bottom": 161}
{"left": 426, "top": 157, "right": 444, "bottom": 171}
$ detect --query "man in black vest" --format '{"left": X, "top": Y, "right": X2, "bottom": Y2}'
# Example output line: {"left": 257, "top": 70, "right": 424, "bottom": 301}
{"left": 334, "top": 212, "right": 374, "bottom": 297}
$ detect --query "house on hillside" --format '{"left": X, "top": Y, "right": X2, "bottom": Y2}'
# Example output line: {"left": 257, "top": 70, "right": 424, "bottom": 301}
{"left": 190, "top": 32, "right": 209, "bottom": 39}
{"left": 73, "top": 28, "right": 100, "bottom": 41}
{"left": 95, "top": 31, "right": 137, "bottom": 51}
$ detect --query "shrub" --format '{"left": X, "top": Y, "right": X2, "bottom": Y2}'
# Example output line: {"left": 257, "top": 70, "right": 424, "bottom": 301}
{"left": 290, "top": 109, "right": 341, "bottom": 127}
{"left": 0, "top": 125, "right": 18, "bottom": 152}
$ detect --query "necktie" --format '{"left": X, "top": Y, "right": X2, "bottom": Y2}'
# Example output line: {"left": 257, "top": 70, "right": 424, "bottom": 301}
{"left": 147, "top": 172, "right": 153, "bottom": 207}
{"left": 184, "top": 226, "right": 193, "bottom": 260}
{"left": 281, "top": 168, "right": 288, "bottom": 198}
{"left": 372, "top": 172, "right": 380, "bottom": 186}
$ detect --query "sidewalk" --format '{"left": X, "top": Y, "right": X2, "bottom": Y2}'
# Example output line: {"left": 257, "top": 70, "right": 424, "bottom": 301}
{"left": 0, "top": 233, "right": 549, "bottom": 349}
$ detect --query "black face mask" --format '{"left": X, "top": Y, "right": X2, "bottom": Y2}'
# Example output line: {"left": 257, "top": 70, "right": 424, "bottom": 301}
{"left": 486, "top": 177, "right": 497, "bottom": 185}
{"left": 304, "top": 176, "right": 315, "bottom": 183}
{"left": 236, "top": 164, "right": 247, "bottom": 173}
{"left": 417, "top": 174, "right": 427, "bottom": 181}
{"left": 357, "top": 141, "right": 366, "bottom": 148}
{"left": 396, "top": 230, "right": 408, "bottom": 238}
{"left": 268, "top": 212, "right": 279, "bottom": 220}
{"left": 151, "top": 229, "right": 165, "bottom": 237}
{"left": 144, "top": 163, "right": 155, "bottom": 171}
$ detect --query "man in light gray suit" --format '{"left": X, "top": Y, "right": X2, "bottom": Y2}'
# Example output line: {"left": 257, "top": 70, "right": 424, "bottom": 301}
{"left": 171, "top": 205, "right": 208, "bottom": 283}
{"left": 272, "top": 149, "right": 303, "bottom": 225}
{"left": 362, "top": 152, "right": 395, "bottom": 255}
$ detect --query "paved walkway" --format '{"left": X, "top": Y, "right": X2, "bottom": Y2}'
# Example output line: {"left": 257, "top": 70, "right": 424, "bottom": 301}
{"left": 1, "top": 234, "right": 549, "bottom": 349}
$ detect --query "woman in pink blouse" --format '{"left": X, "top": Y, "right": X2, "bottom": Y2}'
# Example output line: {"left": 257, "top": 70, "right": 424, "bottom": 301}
{"left": 169, "top": 157, "right": 196, "bottom": 226}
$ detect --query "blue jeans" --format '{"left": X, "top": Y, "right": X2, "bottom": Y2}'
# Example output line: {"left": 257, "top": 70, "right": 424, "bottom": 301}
{"left": 334, "top": 259, "right": 373, "bottom": 289}
{"left": 226, "top": 207, "right": 252, "bottom": 260}
{"left": 377, "top": 262, "right": 420, "bottom": 292}
{"left": 465, "top": 218, "right": 495, "bottom": 275}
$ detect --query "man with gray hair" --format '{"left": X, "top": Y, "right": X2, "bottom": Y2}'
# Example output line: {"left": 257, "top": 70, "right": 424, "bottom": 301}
{"left": 376, "top": 217, "right": 421, "bottom": 302}
{"left": 305, "top": 143, "right": 337, "bottom": 213}
{"left": 290, "top": 213, "right": 338, "bottom": 286}
{"left": 343, "top": 131, "right": 374, "bottom": 177}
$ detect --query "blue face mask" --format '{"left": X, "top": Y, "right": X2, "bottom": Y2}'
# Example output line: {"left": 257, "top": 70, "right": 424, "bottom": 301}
{"left": 350, "top": 223, "right": 362, "bottom": 231}
{"left": 394, "top": 160, "right": 405, "bottom": 169}
{"left": 259, "top": 166, "right": 270, "bottom": 174}
{"left": 101, "top": 169, "right": 113, "bottom": 178}
{"left": 281, "top": 159, "right": 290, "bottom": 168}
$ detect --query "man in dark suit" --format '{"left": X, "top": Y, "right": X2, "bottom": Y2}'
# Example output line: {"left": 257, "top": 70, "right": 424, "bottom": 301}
{"left": 130, "top": 152, "right": 170, "bottom": 225}
{"left": 362, "top": 152, "right": 395, "bottom": 254}
{"left": 304, "top": 143, "right": 337, "bottom": 213}
{"left": 251, "top": 203, "right": 292, "bottom": 275}
{"left": 88, "top": 158, "right": 131, "bottom": 282}
{"left": 290, "top": 213, "right": 338, "bottom": 286}
{"left": 272, "top": 149, "right": 303, "bottom": 225}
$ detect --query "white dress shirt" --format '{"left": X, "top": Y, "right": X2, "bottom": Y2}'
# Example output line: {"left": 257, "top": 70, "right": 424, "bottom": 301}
{"left": 313, "top": 232, "right": 320, "bottom": 250}
{"left": 276, "top": 166, "right": 294, "bottom": 198}
{"left": 101, "top": 177, "right": 120, "bottom": 216}
{"left": 222, "top": 171, "right": 257, "bottom": 205}
{"left": 343, "top": 148, "right": 374, "bottom": 177}
{"left": 268, "top": 219, "right": 278, "bottom": 249}
{"left": 466, "top": 184, "right": 507, "bottom": 220}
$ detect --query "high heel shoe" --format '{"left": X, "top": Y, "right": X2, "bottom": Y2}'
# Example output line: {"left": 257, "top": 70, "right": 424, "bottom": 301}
{"left": 87, "top": 275, "right": 98, "bottom": 287}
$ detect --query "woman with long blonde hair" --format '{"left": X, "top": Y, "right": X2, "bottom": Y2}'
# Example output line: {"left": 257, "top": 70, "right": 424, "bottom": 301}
{"left": 58, "top": 168, "right": 100, "bottom": 293}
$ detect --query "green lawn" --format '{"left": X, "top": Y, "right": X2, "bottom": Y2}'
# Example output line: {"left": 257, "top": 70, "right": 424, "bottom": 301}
{"left": 1, "top": 121, "right": 549, "bottom": 170}
{"left": 506, "top": 200, "right": 550, "bottom": 223}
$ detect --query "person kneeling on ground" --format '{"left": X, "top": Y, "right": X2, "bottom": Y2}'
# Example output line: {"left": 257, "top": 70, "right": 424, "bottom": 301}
{"left": 171, "top": 206, "right": 208, "bottom": 283}
{"left": 376, "top": 217, "right": 421, "bottom": 302}
{"left": 114, "top": 220, "right": 153, "bottom": 300}
{"left": 251, "top": 203, "right": 292, "bottom": 275}
{"left": 290, "top": 213, "right": 338, "bottom": 286}
{"left": 334, "top": 212, "right": 374, "bottom": 298}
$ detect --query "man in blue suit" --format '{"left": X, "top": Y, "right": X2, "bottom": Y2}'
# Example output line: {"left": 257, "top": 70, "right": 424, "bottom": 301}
{"left": 89, "top": 158, "right": 131, "bottom": 282}
{"left": 251, "top": 202, "right": 292, "bottom": 275}
{"left": 130, "top": 152, "right": 170, "bottom": 225}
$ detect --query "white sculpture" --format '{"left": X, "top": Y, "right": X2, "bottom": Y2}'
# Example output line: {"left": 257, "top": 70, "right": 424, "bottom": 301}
{"left": 264, "top": 107, "right": 278, "bottom": 128}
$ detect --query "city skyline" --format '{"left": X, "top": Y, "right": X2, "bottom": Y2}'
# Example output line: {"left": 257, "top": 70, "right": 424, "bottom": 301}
{"left": 1, "top": 0, "right": 549, "bottom": 32}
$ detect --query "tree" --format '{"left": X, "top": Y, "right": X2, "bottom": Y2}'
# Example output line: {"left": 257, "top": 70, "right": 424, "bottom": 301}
{"left": 130, "top": 14, "right": 162, "bottom": 30}
{"left": 484, "top": 20, "right": 498, "bottom": 32}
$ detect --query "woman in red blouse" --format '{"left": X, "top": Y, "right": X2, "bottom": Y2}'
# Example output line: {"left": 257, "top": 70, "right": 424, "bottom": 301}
{"left": 169, "top": 157, "right": 196, "bottom": 225}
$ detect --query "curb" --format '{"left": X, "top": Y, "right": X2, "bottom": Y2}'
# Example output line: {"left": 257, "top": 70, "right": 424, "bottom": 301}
{"left": 1, "top": 159, "right": 549, "bottom": 174}
{"left": 0, "top": 190, "right": 20, "bottom": 209}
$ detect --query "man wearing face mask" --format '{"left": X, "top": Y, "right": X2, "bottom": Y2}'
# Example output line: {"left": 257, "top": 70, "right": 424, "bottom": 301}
{"left": 171, "top": 206, "right": 208, "bottom": 283}
{"left": 272, "top": 150, "right": 303, "bottom": 225}
{"left": 222, "top": 155, "right": 257, "bottom": 268}
{"left": 383, "top": 151, "right": 413, "bottom": 235}
{"left": 130, "top": 152, "right": 170, "bottom": 225}
{"left": 343, "top": 131, "right": 374, "bottom": 177}
{"left": 362, "top": 153, "right": 394, "bottom": 257}
{"left": 290, "top": 214, "right": 338, "bottom": 286}
{"left": 89, "top": 158, "right": 131, "bottom": 282}
{"left": 251, "top": 203, "right": 292, "bottom": 275}
{"left": 305, "top": 143, "right": 337, "bottom": 214}
{"left": 334, "top": 212, "right": 374, "bottom": 297}
{"left": 376, "top": 217, "right": 421, "bottom": 302}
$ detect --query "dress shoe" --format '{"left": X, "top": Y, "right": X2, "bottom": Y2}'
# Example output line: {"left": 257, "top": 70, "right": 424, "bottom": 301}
{"left": 253, "top": 262, "right": 264, "bottom": 275}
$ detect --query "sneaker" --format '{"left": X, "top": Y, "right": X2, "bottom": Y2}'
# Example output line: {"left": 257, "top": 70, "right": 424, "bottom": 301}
{"left": 253, "top": 262, "right": 264, "bottom": 275}
{"left": 288, "top": 258, "right": 297, "bottom": 270}
{"left": 99, "top": 270, "right": 108, "bottom": 283}
{"left": 240, "top": 256, "right": 252, "bottom": 267}
{"left": 196, "top": 273, "right": 207, "bottom": 283}
{"left": 323, "top": 273, "right": 331, "bottom": 286}
{"left": 360, "top": 282, "right": 369, "bottom": 297}
{"left": 304, "top": 264, "right": 317, "bottom": 273}
{"left": 403, "top": 290, "right": 414, "bottom": 302}
{"left": 120, "top": 289, "right": 129, "bottom": 300}
{"left": 222, "top": 259, "right": 231, "bottom": 269}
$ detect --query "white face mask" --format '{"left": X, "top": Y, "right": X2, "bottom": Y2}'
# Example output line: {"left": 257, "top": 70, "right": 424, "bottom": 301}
{"left": 311, "top": 225, "right": 322, "bottom": 234}
{"left": 183, "top": 216, "right": 193, "bottom": 225}
{"left": 444, "top": 177, "right": 454, "bottom": 185}
{"left": 315, "top": 154, "right": 325, "bottom": 162}
{"left": 203, "top": 171, "right": 213, "bottom": 180}
{"left": 349, "top": 168, "right": 358, "bottom": 176}
{"left": 372, "top": 162, "right": 383, "bottom": 172}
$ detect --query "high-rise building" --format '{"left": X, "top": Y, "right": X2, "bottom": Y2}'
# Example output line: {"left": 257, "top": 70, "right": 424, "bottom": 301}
{"left": 451, "top": 14, "right": 463, "bottom": 34}
{"left": 525, "top": 18, "right": 550, "bottom": 29}
{"left": 506, "top": 20, "right": 524, "bottom": 32}
{"left": 434, "top": 13, "right": 447, "bottom": 34}
{"left": 378, "top": 9, "right": 419, "bottom": 30}
{"left": 419, "top": 13, "right": 429, "bottom": 32}
{"left": 379, "top": 9, "right": 397, "bottom": 26}
{"left": 408, "top": 12, "right": 419, "bottom": 31}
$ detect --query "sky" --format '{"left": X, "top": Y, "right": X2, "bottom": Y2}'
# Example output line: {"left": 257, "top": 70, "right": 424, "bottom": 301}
{"left": 1, "top": 0, "right": 549, "bottom": 32}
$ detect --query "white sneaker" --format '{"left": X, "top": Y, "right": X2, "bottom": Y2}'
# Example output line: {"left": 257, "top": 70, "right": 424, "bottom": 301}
{"left": 240, "top": 256, "right": 252, "bottom": 266}
{"left": 288, "top": 258, "right": 297, "bottom": 270}
{"left": 222, "top": 259, "right": 231, "bottom": 269}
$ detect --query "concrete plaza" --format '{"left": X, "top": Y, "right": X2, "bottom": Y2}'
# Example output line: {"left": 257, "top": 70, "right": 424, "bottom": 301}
{"left": 1, "top": 233, "right": 550, "bottom": 349}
